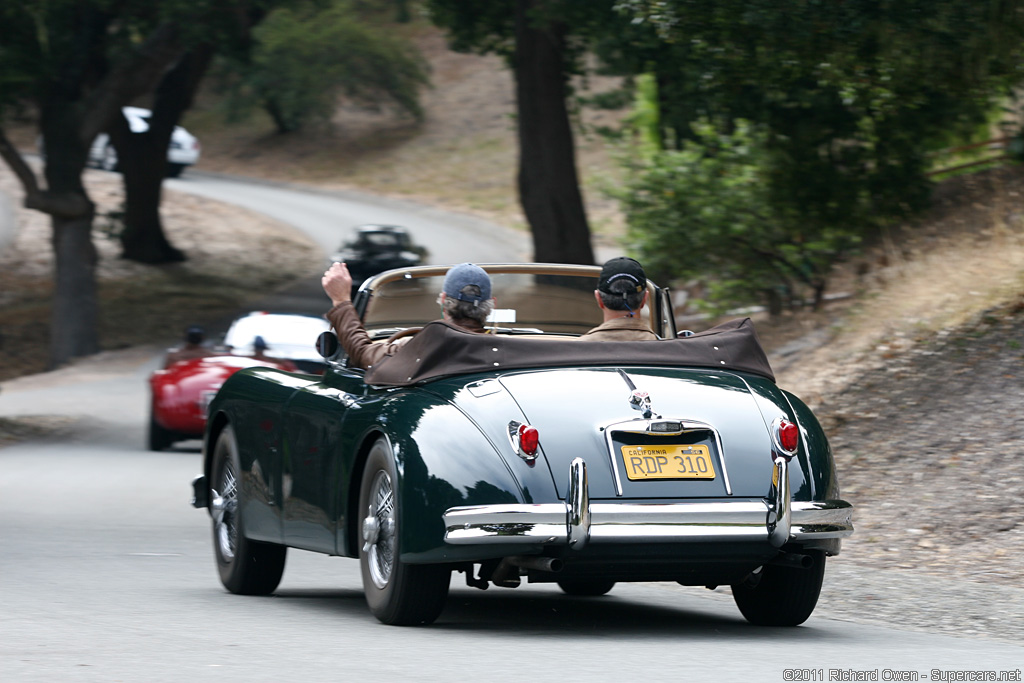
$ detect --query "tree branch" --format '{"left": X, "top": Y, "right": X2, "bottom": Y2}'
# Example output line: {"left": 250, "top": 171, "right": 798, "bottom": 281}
{"left": 0, "top": 126, "right": 94, "bottom": 219}
{"left": 80, "top": 22, "right": 186, "bottom": 144}
{"left": 0, "top": 126, "right": 42, "bottom": 198}
{"left": 729, "top": 234, "right": 816, "bottom": 288}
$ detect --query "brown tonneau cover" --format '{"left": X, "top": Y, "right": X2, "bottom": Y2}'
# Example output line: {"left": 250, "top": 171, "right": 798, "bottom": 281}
{"left": 364, "top": 317, "right": 775, "bottom": 386}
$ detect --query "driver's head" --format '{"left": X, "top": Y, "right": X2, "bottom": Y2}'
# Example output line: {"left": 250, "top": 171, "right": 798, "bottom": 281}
{"left": 185, "top": 325, "right": 205, "bottom": 345}
{"left": 597, "top": 257, "right": 647, "bottom": 312}
{"left": 441, "top": 263, "right": 494, "bottom": 325}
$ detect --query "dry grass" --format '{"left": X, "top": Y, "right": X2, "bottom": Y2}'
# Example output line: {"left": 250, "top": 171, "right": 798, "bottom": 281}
{"left": 764, "top": 166, "right": 1024, "bottom": 403}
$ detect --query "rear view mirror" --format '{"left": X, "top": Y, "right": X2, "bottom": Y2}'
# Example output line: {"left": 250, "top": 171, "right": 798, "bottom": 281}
{"left": 316, "top": 331, "right": 339, "bottom": 359}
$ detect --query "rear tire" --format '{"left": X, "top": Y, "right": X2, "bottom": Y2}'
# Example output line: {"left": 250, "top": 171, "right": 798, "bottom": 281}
{"left": 211, "top": 425, "right": 286, "bottom": 595}
{"left": 359, "top": 437, "right": 450, "bottom": 625}
{"left": 731, "top": 550, "right": 825, "bottom": 626}
{"left": 147, "top": 407, "right": 176, "bottom": 452}
{"left": 165, "top": 163, "right": 185, "bottom": 178}
{"left": 557, "top": 578, "right": 616, "bottom": 596}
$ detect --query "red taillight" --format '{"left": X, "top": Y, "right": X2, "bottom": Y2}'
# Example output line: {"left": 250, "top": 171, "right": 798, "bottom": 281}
{"left": 518, "top": 424, "right": 539, "bottom": 456}
{"left": 775, "top": 418, "right": 799, "bottom": 455}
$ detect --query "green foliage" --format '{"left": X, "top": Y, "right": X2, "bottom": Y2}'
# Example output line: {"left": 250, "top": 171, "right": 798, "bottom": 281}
{"left": 615, "top": 120, "right": 858, "bottom": 313}
{"left": 605, "top": 0, "right": 1024, "bottom": 312}
{"left": 426, "top": 0, "right": 625, "bottom": 74}
{"left": 221, "top": 1, "right": 430, "bottom": 133}
{"left": 628, "top": 73, "right": 660, "bottom": 158}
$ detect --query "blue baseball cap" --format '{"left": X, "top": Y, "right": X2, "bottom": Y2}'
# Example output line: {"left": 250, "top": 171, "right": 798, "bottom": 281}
{"left": 442, "top": 263, "right": 492, "bottom": 303}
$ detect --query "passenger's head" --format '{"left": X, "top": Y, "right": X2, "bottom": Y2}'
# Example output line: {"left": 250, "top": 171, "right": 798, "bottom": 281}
{"left": 597, "top": 257, "right": 647, "bottom": 312}
{"left": 441, "top": 263, "right": 494, "bottom": 324}
{"left": 253, "top": 335, "right": 269, "bottom": 352}
{"left": 185, "top": 325, "right": 205, "bottom": 345}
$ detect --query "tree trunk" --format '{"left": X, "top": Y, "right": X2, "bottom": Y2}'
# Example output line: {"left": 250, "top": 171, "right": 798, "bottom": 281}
{"left": 50, "top": 213, "right": 100, "bottom": 362}
{"left": 38, "top": 106, "right": 101, "bottom": 366}
{"left": 513, "top": 0, "right": 594, "bottom": 265}
{"left": 117, "top": 48, "right": 212, "bottom": 264}
{"left": 118, "top": 145, "right": 184, "bottom": 263}
{"left": 0, "top": 13, "right": 186, "bottom": 368}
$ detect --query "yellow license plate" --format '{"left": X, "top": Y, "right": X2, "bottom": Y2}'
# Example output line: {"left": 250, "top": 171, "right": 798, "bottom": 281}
{"left": 621, "top": 444, "right": 716, "bottom": 481}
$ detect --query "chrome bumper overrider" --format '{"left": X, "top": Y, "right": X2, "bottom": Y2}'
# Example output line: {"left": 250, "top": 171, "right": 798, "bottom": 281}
{"left": 443, "top": 458, "right": 853, "bottom": 549}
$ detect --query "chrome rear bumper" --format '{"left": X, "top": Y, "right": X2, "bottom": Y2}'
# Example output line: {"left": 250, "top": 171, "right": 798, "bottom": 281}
{"left": 443, "top": 458, "right": 853, "bottom": 548}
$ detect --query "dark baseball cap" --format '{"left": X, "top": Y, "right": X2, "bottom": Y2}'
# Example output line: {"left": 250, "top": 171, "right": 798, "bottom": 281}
{"left": 597, "top": 257, "right": 646, "bottom": 294}
{"left": 443, "top": 263, "right": 492, "bottom": 303}
{"left": 185, "top": 325, "right": 205, "bottom": 344}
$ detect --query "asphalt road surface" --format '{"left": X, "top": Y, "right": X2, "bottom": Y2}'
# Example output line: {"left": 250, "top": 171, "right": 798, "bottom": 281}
{"left": 2, "top": 176, "right": 1022, "bottom": 681}
{"left": 166, "top": 171, "right": 532, "bottom": 319}
{"left": 166, "top": 171, "right": 530, "bottom": 265}
{"left": 2, "top": 357, "right": 1023, "bottom": 682}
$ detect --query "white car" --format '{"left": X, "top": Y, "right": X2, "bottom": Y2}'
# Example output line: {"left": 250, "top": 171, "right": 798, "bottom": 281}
{"left": 88, "top": 106, "right": 201, "bottom": 177}
{"left": 220, "top": 311, "right": 332, "bottom": 375}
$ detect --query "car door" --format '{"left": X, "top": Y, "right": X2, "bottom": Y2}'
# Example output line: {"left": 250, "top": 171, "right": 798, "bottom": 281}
{"left": 280, "top": 366, "right": 367, "bottom": 554}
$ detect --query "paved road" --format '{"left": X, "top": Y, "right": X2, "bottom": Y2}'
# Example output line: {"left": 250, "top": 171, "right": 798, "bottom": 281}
{"left": 166, "top": 171, "right": 530, "bottom": 265}
{"left": 165, "top": 171, "right": 532, "bottom": 319}
{"left": 2, "top": 355, "right": 1023, "bottom": 682}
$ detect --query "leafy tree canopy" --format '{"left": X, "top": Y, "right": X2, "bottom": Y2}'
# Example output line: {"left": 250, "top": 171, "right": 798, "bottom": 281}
{"left": 221, "top": 0, "right": 430, "bottom": 133}
{"left": 609, "top": 0, "right": 1024, "bottom": 311}
{"left": 0, "top": 0, "right": 265, "bottom": 366}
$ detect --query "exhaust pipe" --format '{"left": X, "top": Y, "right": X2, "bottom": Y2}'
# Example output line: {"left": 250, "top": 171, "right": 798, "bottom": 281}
{"left": 769, "top": 551, "right": 814, "bottom": 569}
{"left": 508, "top": 555, "right": 564, "bottom": 573}
{"left": 490, "top": 556, "right": 564, "bottom": 588}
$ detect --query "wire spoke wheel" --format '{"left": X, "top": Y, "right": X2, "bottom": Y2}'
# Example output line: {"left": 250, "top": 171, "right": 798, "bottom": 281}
{"left": 213, "top": 461, "right": 238, "bottom": 561}
{"left": 363, "top": 469, "right": 396, "bottom": 589}
{"left": 358, "top": 437, "right": 450, "bottom": 625}
{"left": 210, "top": 425, "right": 285, "bottom": 595}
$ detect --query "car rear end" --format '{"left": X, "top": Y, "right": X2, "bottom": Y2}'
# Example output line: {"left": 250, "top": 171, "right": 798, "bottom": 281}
{"left": 440, "top": 366, "right": 852, "bottom": 587}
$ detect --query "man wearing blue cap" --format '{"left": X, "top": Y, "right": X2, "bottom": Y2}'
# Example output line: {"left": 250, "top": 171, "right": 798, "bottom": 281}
{"left": 322, "top": 261, "right": 494, "bottom": 369}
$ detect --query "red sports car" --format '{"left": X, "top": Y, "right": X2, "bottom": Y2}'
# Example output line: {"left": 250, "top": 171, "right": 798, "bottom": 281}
{"left": 148, "top": 312, "right": 330, "bottom": 451}
{"left": 148, "top": 355, "right": 296, "bottom": 451}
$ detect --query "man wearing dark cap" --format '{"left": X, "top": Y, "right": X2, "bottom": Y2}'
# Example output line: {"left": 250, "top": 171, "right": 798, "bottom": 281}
{"left": 322, "top": 261, "right": 494, "bottom": 369}
{"left": 579, "top": 257, "right": 658, "bottom": 341}
{"left": 164, "top": 325, "right": 216, "bottom": 366}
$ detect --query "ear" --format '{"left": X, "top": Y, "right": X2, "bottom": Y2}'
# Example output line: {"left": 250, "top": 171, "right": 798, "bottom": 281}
{"left": 641, "top": 290, "right": 649, "bottom": 308}
{"left": 593, "top": 290, "right": 605, "bottom": 310}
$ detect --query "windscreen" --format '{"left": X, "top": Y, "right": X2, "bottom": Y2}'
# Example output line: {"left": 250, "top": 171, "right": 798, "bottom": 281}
{"left": 361, "top": 269, "right": 657, "bottom": 337}
{"left": 223, "top": 313, "right": 331, "bottom": 360}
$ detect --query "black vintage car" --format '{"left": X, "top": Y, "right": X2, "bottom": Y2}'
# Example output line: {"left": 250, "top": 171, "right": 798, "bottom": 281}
{"left": 326, "top": 225, "right": 428, "bottom": 290}
{"left": 191, "top": 264, "right": 853, "bottom": 627}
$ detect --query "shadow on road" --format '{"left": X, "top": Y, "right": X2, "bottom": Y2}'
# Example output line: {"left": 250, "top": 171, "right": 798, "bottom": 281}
{"left": 264, "top": 584, "right": 849, "bottom": 641}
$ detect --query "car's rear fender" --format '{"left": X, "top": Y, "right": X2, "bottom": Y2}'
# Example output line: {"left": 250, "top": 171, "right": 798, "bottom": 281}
{"left": 351, "top": 390, "right": 540, "bottom": 564}
{"left": 742, "top": 375, "right": 840, "bottom": 501}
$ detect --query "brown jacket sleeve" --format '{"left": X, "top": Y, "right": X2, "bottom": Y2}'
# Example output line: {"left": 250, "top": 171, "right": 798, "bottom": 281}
{"left": 325, "top": 301, "right": 408, "bottom": 369}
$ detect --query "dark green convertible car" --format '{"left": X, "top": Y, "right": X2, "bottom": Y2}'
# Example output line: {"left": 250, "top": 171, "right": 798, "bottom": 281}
{"left": 191, "top": 264, "right": 853, "bottom": 626}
